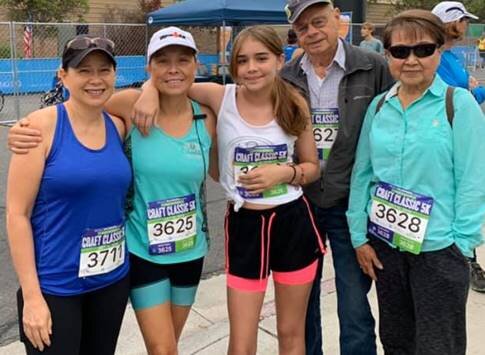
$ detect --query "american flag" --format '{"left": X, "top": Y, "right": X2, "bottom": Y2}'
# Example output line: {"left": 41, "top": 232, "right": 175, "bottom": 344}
{"left": 23, "top": 24, "right": 33, "bottom": 58}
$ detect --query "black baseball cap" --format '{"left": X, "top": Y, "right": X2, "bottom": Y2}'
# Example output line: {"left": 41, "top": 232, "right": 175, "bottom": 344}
{"left": 285, "top": 0, "right": 333, "bottom": 24}
{"left": 62, "top": 35, "right": 116, "bottom": 69}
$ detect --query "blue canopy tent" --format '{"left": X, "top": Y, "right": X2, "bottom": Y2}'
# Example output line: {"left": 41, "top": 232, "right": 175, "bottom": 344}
{"left": 146, "top": 0, "right": 289, "bottom": 83}
{"left": 146, "top": 0, "right": 288, "bottom": 26}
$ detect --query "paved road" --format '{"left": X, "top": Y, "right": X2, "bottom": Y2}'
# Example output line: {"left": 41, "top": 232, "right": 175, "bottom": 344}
{"left": 0, "top": 126, "right": 17, "bottom": 345}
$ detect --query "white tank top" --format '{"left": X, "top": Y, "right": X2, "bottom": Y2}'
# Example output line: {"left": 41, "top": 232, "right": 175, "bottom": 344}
{"left": 217, "top": 84, "right": 302, "bottom": 211}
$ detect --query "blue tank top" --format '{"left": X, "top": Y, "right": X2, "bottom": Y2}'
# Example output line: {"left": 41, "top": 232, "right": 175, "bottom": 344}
{"left": 125, "top": 101, "right": 211, "bottom": 264}
{"left": 31, "top": 104, "right": 131, "bottom": 296}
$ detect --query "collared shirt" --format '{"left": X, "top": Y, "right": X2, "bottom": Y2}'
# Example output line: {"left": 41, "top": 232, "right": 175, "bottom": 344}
{"left": 346, "top": 75, "right": 485, "bottom": 257}
{"left": 300, "top": 38, "right": 346, "bottom": 109}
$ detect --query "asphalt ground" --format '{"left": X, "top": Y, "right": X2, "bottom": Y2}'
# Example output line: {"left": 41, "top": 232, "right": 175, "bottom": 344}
{"left": 0, "top": 70, "right": 484, "bottom": 346}
{"left": 0, "top": 126, "right": 16, "bottom": 345}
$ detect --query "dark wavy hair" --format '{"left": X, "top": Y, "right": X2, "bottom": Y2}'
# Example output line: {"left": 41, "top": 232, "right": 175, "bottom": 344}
{"left": 383, "top": 9, "right": 446, "bottom": 50}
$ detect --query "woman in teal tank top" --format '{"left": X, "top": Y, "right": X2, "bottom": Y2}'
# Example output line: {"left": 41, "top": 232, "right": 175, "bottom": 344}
{"left": 104, "top": 27, "right": 218, "bottom": 354}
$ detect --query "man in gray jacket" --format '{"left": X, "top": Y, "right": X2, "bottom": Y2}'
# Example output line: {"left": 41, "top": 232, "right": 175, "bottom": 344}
{"left": 280, "top": 1, "right": 394, "bottom": 354}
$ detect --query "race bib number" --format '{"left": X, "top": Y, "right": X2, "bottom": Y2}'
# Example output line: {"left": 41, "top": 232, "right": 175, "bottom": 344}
{"left": 312, "top": 108, "right": 339, "bottom": 161}
{"left": 147, "top": 194, "right": 197, "bottom": 255}
{"left": 79, "top": 224, "right": 125, "bottom": 278}
{"left": 368, "top": 182, "right": 434, "bottom": 254}
{"left": 233, "top": 144, "right": 288, "bottom": 199}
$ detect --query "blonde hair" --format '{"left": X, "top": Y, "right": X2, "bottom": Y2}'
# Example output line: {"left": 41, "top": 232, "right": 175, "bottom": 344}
{"left": 229, "top": 26, "right": 309, "bottom": 136}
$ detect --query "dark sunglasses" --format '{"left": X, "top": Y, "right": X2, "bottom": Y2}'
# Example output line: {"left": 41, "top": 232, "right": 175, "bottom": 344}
{"left": 66, "top": 37, "right": 115, "bottom": 53}
{"left": 388, "top": 43, "right": 438, "bottom": 59}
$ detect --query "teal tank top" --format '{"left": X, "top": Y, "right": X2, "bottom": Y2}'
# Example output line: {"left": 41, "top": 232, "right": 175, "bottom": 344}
{"left": 125, "top": 101, "right": 211, "bottom": 264}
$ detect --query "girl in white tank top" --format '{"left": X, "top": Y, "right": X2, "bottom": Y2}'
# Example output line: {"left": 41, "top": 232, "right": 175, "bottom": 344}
{"left": 217, "top": 83, "right": 303, "bottom": 210}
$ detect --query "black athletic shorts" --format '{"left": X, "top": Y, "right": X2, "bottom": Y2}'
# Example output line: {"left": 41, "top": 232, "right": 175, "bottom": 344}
{"left": 129, "top": 253, "right": 204, "bottom": 289}
{"left": 225, "top": 196, "right": 324, "bottom": 281}
{"left": 129, "top": 254, "right": 204, "bottom": 309}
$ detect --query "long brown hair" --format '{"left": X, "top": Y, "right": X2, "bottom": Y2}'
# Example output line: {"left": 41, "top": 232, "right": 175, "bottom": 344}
{"left": 230, "top": 25, "right": 309, "bottom": 136}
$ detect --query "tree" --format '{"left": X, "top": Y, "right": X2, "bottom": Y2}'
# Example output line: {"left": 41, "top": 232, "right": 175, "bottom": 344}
{"left": 139, "top": 0, "right": 162, "bottom": 14}
{"left": 371, "top": 0, "right": 485, "bottom": 20}
{"left": 0, "top": 0, "right": 89, "bottom": 22}
{"left": 458, "top": 0, "right": 485, "bottom": 21}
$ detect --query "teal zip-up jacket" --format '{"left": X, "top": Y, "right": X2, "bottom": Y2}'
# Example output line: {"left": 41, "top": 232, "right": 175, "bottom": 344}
{"left": 346, "top": 75, "right": 485, "bottom": 257}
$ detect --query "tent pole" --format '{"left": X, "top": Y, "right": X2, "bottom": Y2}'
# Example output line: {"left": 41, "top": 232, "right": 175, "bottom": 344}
{"left": 222, "top": 20, "right": 227, "bottom": 84}
{"left": 216, "top": 26, "right": 221, "bottom": 79}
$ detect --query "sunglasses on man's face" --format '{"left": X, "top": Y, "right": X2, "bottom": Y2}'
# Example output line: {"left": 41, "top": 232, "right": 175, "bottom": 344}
{"left": 388, "top": 43, "right": 438, "bottom": 59}
{"left": 66, "top": 37, "right": 115, "bottom": 53}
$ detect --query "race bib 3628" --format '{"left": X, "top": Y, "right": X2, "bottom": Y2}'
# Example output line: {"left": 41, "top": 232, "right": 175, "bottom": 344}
{"left": 368, "top": 182, "right": 434, "bottom": 255}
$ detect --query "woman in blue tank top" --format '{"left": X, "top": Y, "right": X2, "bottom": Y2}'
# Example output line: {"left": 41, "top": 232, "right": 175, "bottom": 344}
{"left": 6, "top": 37, "right": 131, "bottom": 354}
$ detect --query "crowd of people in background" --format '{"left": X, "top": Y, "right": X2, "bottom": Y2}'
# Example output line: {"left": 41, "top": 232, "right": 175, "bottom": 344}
{"left": 5, "top": 0, "right": 485, "bottom": 354}
{"left": 477, "top": 32, "right": 485, "bottom": 68}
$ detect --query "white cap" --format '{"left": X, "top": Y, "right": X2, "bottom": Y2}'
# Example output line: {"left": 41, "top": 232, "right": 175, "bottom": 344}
{"left": 432, "top": 1, "right": 478, "bottom": 23}
{"left": 147, "top": 26, "right": 198, "bottom": 62}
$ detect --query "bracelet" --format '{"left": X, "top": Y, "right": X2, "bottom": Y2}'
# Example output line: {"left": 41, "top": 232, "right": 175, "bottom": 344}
{"left": 288, "top": 164, "right": 297, "bottom": 184}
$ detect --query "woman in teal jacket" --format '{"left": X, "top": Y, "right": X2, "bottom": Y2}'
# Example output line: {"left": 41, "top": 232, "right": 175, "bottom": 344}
{"left": 347, "top": 10, "right": 485, "bottom": 355}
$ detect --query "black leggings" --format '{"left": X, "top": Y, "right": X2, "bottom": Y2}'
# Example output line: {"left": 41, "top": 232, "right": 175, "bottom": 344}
{"left": 17, "top": 275, "right": 130, "bottom": 355}
{"left": 369, "top": 238, "right": 469, "bottom": 355}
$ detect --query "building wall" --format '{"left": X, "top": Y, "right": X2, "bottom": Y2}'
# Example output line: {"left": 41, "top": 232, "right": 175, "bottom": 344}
{"left": 86, "top": 0, "right": 178, "bottom": 23}
{"left": 0, "top": 7, "right": 8, "bottom": 22}
{"left": 86, "top": 0, "right": 139, "bottom": 23}
{"left": 366, "top": 0, "right": 395, "bottom": 24}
